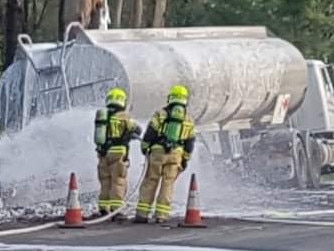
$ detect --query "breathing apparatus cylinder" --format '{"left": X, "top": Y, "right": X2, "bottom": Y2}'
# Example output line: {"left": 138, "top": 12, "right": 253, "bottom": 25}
{"left": 94, "top": 108, "right": 108, "bottom": 145}
{"left": 163, "top": 105, "right": 186, "bottom": 144}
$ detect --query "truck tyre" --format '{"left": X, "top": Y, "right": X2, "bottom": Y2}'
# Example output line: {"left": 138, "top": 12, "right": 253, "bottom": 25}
{"left": 292, "top": 137, "right": 309, "bottom": 189}
{"left": 308, "top": 165, "right": 321, "bottom": 189}
{"left": 307, "top": 139, "right": 321, "bottom": 189}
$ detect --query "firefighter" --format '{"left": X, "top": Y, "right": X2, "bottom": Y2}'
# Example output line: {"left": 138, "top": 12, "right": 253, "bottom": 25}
{"left": 134, "top": 84, "right": 195, "bottom": 224}
{"left": 94, "top": 87, "right": 142, "bottom": 219}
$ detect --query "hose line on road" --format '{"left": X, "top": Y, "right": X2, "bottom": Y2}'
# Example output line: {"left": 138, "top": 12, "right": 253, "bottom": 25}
{"left": 84, "top": 160, "right": 147, "bottom": 225}
{"left": 0, "top": 160, "right": 147, "bottom": 237}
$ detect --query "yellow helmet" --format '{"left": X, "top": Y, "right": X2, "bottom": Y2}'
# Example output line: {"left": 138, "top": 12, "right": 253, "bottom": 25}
{"left": 105, "top": 87, "right": 127, "bottom": 108}
{"left": 168, "top": 84, "right": 189, "bottom": 106}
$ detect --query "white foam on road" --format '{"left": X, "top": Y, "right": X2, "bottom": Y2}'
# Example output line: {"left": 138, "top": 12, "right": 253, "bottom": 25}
{"left": 0, "top": 108, "right": 331, "bottom": 218}
{"left": 0, "top": 108, "right": 99, "bottom": 206}
{"left": 0, "top": 243, "right": 247, "bottom": 251}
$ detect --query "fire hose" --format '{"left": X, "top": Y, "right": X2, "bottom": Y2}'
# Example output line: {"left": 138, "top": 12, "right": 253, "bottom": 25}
{"left": 0, "top": 159, "right": 148, "bottom": 237}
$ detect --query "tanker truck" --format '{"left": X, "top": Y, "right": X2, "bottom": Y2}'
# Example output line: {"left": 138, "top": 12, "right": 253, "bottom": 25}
{"left": 198, "top": 58, "right": 334, "bottom": 189}
{"left": 1, "top": 24, "right": 334, "bottom": 191}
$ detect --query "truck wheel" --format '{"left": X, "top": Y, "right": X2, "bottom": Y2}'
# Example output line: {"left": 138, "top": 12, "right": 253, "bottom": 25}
{"left": 307, "top": 140, "right": 321, "bottom": 189}
{"left": 308, "top": 165, "right": 321, "bottom": 189}
{"left": 292, "top": 137, "right": 309, "bottom": 189}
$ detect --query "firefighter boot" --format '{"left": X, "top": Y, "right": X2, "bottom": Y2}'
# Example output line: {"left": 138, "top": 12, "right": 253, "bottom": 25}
{"left": 111, "top": 213, "right": 128, "bottom": 222}
{"left": 132, "top": 215, "right": 148, "bottom": 224}
{"left": 99, "top": 209, "right": 109, "bottom": 216}
{"left": 156, "top": 218, "right": 168, "bottom": 224}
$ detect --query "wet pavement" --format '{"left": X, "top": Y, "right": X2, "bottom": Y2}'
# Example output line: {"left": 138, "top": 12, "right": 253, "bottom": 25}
{"left": 1, "top": 217, "right": 334, "bottom": 251}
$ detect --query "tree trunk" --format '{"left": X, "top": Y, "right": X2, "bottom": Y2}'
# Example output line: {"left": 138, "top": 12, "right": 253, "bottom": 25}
{"left": 0, "top": 2, "right": 4, "bottom": 70}
{"left": 0, "top": 1, "right": 3, "bottom": 19}
{"left": 22, "top": 0, "right": 29, "bottom": 33}
{"left": 32, "top": 0, "right": 48, "bottom": 33}
{"left": 112, "top": 0, "right": 123, "bottom": 28}
{"left": 122, "top": 0, "right": 132, "bottom": 27}
{"left": 132, "top": 0, "right": 143, "bottom": 28}
{"left": 4, "top": 0, "right": 21, "bottom": 71}
{"left": 58, "top": 0, "right": 66, "bottom": 41}
{"left": 143, "top": 0, "right": 155, "bottom": 27}
{"left": 152, "top": 0, "right": 167, "bottom": 27}
{"left": 88, "top": 0, "right": 105, "bottom": 29}
{"left": 79, "top": 0, "right": 92, "bottom": 28}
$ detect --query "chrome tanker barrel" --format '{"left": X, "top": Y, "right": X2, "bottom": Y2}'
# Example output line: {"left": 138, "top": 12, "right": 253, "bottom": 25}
{"left": 0, "top": 24, "right": 307, "bottom": 130}
{"left": 75, "top": 25, "right": 307, "bottom": 125}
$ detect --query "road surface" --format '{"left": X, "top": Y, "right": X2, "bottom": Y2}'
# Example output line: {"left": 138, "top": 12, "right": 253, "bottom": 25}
{"left": 1, "top": 217, "right": 333, "bottom": 251}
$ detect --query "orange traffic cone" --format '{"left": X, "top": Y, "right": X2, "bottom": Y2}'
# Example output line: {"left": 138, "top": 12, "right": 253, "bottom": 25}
{"left": 59, "top": 172, "right": 85, "bottom": 228}
{"left": 179, "top": 173, "right": 207, "bottom": 228}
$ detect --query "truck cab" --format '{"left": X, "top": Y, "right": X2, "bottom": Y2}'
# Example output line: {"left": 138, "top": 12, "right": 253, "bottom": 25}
{"left": 291, "top": 60, "right": 334, "bottom": 135}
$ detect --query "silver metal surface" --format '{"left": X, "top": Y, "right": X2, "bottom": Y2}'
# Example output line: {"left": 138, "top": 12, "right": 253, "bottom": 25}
{"left": 83, "top": 27, "right": 307, "bottom": 125}
{"left": 0, "top": 25, "right": 308, "bottom": 130}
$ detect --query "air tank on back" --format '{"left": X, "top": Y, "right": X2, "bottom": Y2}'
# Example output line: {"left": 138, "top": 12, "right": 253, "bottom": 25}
{"left": 76, "top": 26, "right": 307, "bottom": 126}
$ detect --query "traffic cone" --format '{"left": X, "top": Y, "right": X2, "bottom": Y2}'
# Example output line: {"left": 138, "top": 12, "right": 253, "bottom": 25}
{"left": 59, "top": 172, "right": 85, "bottom": 228}
{"left": 178, "top": 173, "right": 207, "bottom": 228}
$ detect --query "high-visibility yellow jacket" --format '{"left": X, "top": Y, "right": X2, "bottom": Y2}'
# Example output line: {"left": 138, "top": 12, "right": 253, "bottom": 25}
{"left": 141, "top": 106, "right": 195, "bottom": 161}
{"left": 106, "top": 110, "right": 141, "bottom": 155}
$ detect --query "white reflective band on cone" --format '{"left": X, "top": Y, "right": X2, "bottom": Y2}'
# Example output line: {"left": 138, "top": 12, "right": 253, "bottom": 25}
{"left": 187, "top": 190, "right": 200, "bottom": 210}
{"left": 67, "top": 190, "right": 80, "bottom": 209}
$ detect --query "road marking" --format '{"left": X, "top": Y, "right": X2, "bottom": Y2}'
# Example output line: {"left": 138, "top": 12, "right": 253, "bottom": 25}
{"left": 203, "top": 210, "right": 334, "bottom": 220}
{"left": 0, "top": 243, "right": 243, "bottom": 251}
{"left": 239, "top": 216, "right": 334, "bottom": 227}
{"left": 241, "top": 209, "right": 334, "bottom": 219}
{"left": 148, "top": 233, "right": 201, "bottom": 243}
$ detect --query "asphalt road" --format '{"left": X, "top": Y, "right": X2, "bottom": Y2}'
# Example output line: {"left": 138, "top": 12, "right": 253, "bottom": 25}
{"left": 1, "top": 217, "right": 333, "bottom": 251}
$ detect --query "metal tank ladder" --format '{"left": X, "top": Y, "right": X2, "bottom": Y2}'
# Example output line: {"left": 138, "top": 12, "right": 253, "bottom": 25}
{"left": 17, "top": 24, "right": 80, "bottom": 126}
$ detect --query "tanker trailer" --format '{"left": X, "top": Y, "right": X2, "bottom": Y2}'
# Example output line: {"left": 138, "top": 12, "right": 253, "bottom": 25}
{"left": 1, "top": 24, "right": 334, "bottom": 191}
{"left": 60, "top": 24, "right": 334, "bottom": 189}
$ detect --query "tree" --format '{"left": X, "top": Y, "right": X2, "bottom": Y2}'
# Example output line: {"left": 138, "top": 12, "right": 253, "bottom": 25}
{"left": 85, "top": 0, "right": 105, "bottom": 29}
{"left": 22, "top": 0, "right": 30, "bottom": 33}
{"left": 132, "top": 0, "right": 143, "bottom": 28}
{"left": 58, "top": 0, "right": 66, "bottom": 41}
{"left": 32, "top": 0, "right": 49, "bottom": 34}
{"left": 175, "top": 0, "right": 334, "bottom": 62}
{"left": 166, "top": 0, "right": 208, "bottom": 27}
{"left": 0, "top": 1, "right": 5, "bottom": 72}
{"left": 1, "top": 0, "right": 334, "bottom": 70}
{"left": 63, "top": 0, "right": 105, "bottom": 30}
{"left": 152, "top": 0, "right": 168, "bottom": 27}
{"left": 302, "top": 0, "right": 334, "bottom": 61}
{"left": 142, "top": 0, "right": 155, "bottom": 27}
{"left": 112, "top": 0, "right": 124, "bottom": 28}
{"left": 21, "top": 0, "right": 50, "bottom": 36}
{"left": 4, "top": 0, "right": 22, "bottom": 71}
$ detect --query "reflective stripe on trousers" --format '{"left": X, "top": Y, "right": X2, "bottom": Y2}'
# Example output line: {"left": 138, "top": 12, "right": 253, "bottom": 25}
{"left": 156, "top": 203, "right": 171, "bottom": 215}
{"left": 110, "top": 199, "right": 124, "bottom": 210}
{"left": 136, "top": 202, "right": 152, "bottom": 216}
{"left": 98, "top": 199, "right": 112, "bottom": 211}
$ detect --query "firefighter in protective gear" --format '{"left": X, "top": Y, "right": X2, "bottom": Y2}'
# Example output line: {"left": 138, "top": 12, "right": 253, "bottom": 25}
{"left": 94, "top": 87, "right": 142, "bottom": 218}
{"left": 134, "top": 84, "right": 195, "bottom": 224}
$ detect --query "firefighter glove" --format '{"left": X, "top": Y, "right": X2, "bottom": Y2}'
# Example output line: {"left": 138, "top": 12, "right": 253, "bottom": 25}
{"left": 141, "top": 147, "right": 149, "bottom": 156}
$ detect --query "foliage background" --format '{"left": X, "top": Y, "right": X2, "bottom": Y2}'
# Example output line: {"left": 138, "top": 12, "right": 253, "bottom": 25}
{"left": 1, "top": 0, "right": 334, "bottom": 75}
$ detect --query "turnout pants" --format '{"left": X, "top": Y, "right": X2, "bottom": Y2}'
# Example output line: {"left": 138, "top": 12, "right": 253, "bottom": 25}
{"left": 97, "top": 152, "right": 128, "bottom": 211}
{"left": 136, "top": 149, "right": 183, "bottom": 220}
